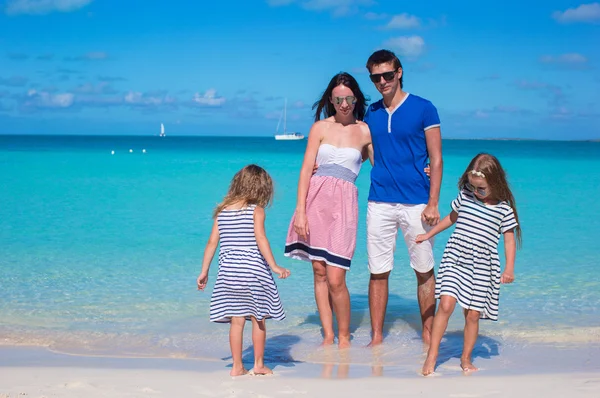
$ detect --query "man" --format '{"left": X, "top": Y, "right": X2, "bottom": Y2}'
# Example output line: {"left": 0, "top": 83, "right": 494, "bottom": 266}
{"left": 363, "top": 49, "right": 443, "bottom": 346}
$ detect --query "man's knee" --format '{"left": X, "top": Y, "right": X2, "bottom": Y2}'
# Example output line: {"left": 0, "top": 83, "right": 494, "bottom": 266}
{"left": 370, "top": 271, "right": 391, "bottom": 281}
{"left": 415, "top": 269, "right": 434, "bottom": 284}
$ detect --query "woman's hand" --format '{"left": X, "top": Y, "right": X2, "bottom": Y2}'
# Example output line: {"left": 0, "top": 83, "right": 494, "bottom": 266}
{"left": 294, "top": 212, "right": 309, "bottom": 240}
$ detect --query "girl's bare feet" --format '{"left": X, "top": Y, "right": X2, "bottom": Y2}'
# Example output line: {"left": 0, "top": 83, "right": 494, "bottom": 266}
{"left": 230, "top": 366, "right": 248, "bottom": 376}
{"left": 422, "top": 354, "right": 437, "bottom": 376}
{"left": 321, "top": 334, "right": 335, "bottom": 346}
{"left": 460, "top": 358, "right": 478, "bottom": 372}
{"left": 251, "top": 365, "right": 273, "bottom": 375}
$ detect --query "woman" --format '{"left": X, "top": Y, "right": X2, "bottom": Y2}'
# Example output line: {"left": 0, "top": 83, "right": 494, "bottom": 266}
{"left": 284, "top": 72, "right": 372, "bottom": 348}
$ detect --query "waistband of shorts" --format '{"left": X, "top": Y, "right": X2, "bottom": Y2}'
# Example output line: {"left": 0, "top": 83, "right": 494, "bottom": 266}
{"left": 314, "top": 164, "right": 357, "bottom": 183}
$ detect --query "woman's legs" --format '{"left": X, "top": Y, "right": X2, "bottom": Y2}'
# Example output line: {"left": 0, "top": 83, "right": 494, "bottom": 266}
{"left": 229, "top": 317, "right": 247, "bottom": 376}
{"left": 250, "top": 317, "right": 273, "bottom": 374}
{"left": 422, "top": 295, "right": 457, "bottom": 375}
{"left": 326, "top": 266, "right": 351, "bottom": 348}
{"left": 312, "top": 261, "right": 335, "bottom": 345}
{"left": 461, "top": 309, "right": 481, "bottom": 372}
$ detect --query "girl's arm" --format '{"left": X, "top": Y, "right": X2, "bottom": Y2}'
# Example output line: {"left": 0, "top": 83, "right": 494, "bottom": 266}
{"left": 294, "top": 122, "right": 323, "bottom": 239}
{"left": 254, "top": 206, "right": 291, "bottom": 279}
{"left": 197, "top": 219, "right": 220, "bottom": 291}
{"left": 415, "top": 210, "right": 458, "bottom": 243}
{"left": 501, "top": 230, "right": 516, "bottom": 284}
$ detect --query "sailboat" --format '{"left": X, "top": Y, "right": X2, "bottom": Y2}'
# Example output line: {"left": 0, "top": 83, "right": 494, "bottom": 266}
{"left": 159, "top": 123, "right": 165, "bottom": 137}
{"left": 274, "top": 98, "right": 304, "bottom": 140}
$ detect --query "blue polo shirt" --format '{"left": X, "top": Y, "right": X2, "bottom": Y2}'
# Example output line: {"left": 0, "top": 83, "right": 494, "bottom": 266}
{"left": 364, "top": 93, "right": 440, "bottom": 204}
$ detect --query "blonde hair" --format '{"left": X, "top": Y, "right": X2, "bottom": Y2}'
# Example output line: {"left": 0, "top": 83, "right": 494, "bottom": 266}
{"left": 458, "top": 153, "right": 522, "bottom": 248}
{"left": 213, "top": 164, "right": 274, "bottom": 218}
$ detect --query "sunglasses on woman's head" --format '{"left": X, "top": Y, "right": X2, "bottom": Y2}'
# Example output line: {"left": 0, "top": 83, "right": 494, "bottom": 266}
{"left": 333, "top": 96, "right": 357, "bottom": 105}
{"left": 464, "top": 182, "right": 489, "bottom": 197}
{"left": 369, "top": 70, "right": 396, "bottom": 83}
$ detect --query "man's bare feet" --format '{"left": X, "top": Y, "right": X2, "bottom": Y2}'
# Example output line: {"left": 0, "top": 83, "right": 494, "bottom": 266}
{"left": 230, "top": 366, "right": 248, "bottom": 376}
{"left": 338, "top": 335, "right": 351, "bottom": 349}
{"left": 460, "top": 358, "right": 478, "bottom": 372}
{"left": 251, "top": 365, "right": 273, "bottom": 375}
{"left": 367, "top": 333, "right": 383, "bottom": 347}
{"left": 421, "top": 355, "right": 436, "bottom": 376}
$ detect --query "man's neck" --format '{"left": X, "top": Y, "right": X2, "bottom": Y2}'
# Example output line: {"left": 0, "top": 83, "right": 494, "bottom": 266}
{"left": 383, "top": 88, "right": 407, "bottom": 110}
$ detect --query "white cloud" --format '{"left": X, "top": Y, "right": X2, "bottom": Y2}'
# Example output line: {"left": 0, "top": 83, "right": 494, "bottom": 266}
{"left": 382, "top": 35, "right": 425, "bottom": 59}
{"left": 540, "top": 53, "right": 588, "bottom": 65}
{"left": 385, "top": 13, "right": 421, "bottom": 29}
{"left": 125, "top": 91, "right": 176, "bottom": 107}
{"left": 364, "top": 11, "right": 387, "bottom": 20}
{"left": 193, "top": 89, "right": 226, "bottom": 107}
{"left": 25, "top": 89, "right": 74, "bottom": 108}
{"left": 5, "top": 0, "right": 93, "bottom": 16}
{"left": 266, "top": 0, "right": 373, "bottom": 17}
{"left": 552, "top": 2, "right": 600, "bottom": 24}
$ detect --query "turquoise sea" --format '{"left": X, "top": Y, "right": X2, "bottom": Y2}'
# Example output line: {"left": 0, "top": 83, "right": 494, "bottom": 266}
{"left": 1, "top": 135, "right": 599, "bottom": 375}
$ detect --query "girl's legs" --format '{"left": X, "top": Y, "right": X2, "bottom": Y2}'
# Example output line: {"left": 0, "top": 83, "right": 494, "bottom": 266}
{"left": 461, "top": 309, "right": 481, "bottom": 372}
{"left": 312, "top": 261, "right": 335, "bottom": 345}
{"left": 250, "top": 317, "right": 273, "bottom": 374}
{"left": 422, "top": 295, "right": 457, "bottom": 375}
{"left": 229, "top": 316, "right": 247, "bottom": 376}
{"left": 326, "top": 266, "right": 351, "bottom": 348}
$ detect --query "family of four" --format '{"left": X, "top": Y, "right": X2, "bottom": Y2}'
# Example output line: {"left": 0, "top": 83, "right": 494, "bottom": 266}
{"left": 197, "top": 49, "right": 521, "bottom": 377}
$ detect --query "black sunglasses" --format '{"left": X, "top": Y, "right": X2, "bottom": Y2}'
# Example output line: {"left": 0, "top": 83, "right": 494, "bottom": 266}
{"left": 464, "top": 182, "right": 489, "bottom": 197}
{"left": 369, "top": 70, "right": 397, "bottom": 83}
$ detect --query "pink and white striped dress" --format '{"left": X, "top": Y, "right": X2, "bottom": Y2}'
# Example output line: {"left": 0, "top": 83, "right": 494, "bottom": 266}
{"left": 284, "top": 143, "right": 363, "bottom": 270}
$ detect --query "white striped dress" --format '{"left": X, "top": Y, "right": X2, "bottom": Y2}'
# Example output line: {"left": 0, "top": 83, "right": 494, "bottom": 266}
{"left": 436, "top": 190, "right": 518, "bottom": 321}
{"left": 209, "top": 205, "right": 286, "bottom": 323}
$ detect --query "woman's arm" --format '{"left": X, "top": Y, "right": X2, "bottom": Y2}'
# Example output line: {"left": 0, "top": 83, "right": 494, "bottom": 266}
{"left": 197, "top": 219, "right": 220, "bottom": 290}
{"left": 501, "top": 230, "right": 516, "bottom": 284}
{"left": 294, "top": 122, "right": 323, "bottom": 239}
{"left": 254, "top": 207, "right": 290, "bottom": 279}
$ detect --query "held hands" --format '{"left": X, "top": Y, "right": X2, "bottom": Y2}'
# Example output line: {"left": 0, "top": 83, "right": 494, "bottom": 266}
{"left": 415, "top": 234, "right": 430, "bottom": 244}
{"left": 197, "top": 272, "right": 208, "bottom": 291}
{"left": 272, "top": 265, "right": 291, "bottom": 279}
{"left": 500, "top": 272, "right": 515, "bottom": 284}
{"left": 421, "top": 203, "right": 440, "bottom": 226}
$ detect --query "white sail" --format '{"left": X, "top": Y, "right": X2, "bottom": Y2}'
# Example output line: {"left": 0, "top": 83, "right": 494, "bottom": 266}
{"left": 274, "top": 98, "right": 304, "bottom": 140}
{"left": 160, "top": 123, "right": 165, "bottom": 137}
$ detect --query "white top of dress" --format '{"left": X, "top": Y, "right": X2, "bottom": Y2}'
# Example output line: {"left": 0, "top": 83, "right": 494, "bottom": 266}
{"left": 316, "top": 143, "right": 362, "bottom": 175}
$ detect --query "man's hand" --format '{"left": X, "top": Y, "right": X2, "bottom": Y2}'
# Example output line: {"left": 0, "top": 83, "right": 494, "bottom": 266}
{"left": 421, "top": 203, "right": 440, "bottom": 226}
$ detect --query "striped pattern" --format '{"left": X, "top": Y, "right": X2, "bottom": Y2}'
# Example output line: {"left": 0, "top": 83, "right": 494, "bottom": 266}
{"left": 209, "top": 205, "right": 285, "bottom": 323}
{"left": 436, "top": 190, "right": 518, "bottom": 321}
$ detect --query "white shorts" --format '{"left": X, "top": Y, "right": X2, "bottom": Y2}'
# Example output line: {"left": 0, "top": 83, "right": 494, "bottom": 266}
{"left": 367, "top": 201, "right": 435, "bottom": 275}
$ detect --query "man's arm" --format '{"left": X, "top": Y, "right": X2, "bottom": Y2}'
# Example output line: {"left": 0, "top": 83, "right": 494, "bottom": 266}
{"left": 422, "top": 126, "right": 442, "bottom": 225}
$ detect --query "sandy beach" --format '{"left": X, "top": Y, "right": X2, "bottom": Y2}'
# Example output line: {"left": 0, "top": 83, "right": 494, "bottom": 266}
{"left": 1, "top": 346, "right": 599, "bottom": 398}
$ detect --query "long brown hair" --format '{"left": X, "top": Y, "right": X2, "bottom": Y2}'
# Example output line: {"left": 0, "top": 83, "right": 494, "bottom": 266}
{"left": 312, "top": 72, "right": 368, "bottom": 122}
{"left": 458, "top": 153, "right": 522, "bottom": 248}
{"left": 213, "top": 164, "right": 274, "bottom": 218}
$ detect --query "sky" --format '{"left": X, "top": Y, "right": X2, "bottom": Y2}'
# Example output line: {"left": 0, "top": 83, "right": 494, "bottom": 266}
{"left": 0, "top": 0, "right": 599, "bottom": 140}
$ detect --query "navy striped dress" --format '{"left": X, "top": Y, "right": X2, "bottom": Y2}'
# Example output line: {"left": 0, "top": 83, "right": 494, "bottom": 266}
{"left": 209, "top": 205, "right": 285, "bottom": 323}
{"left": 436, "top": 190, "right": 518, "bottom": 321}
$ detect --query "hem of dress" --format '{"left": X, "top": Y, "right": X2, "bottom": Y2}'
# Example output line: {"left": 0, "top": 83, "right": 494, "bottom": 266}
{"left": 436, "top": 292, "right": 497, "bottom": 321}
{"left": 210, "top": 313, "right": 286, "bottom": 323}
{"left": 284, "top": 242, "right": 351, "bottom": 270}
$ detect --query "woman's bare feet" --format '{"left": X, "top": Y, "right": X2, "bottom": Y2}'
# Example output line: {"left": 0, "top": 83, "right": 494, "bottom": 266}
{"left": 251, "top": 365, "right": 273, "bottom": 375}
{"left": 230, "top": 366, "right": 248, "bottom": 377}
{"left": 338, "top": 335, "right": 351, "bottom": 349}
{"left": 422, "top": 354, "right": 437, "bottom": 376}
{"left": 367, "top": 333, "right": 383, "bottom": 347}
{"left": 460, "top": 358, "right": 478, "bottom": 372}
